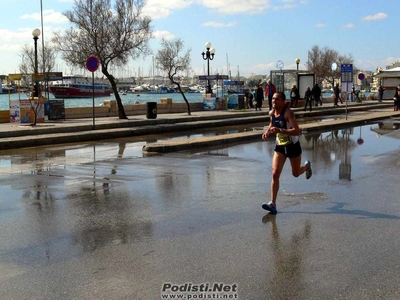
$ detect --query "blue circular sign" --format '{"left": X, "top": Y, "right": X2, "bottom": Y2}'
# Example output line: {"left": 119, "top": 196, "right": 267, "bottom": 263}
{"left": 358, "top": 73, "right": 365, "bottom": 80}
{"left": 86, "top": 55, "right": 99, "bottom": 72}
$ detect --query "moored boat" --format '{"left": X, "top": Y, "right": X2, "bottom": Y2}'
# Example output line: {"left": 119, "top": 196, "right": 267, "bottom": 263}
{"left": 49, "top": 75, "right": 111, "bottom": 98}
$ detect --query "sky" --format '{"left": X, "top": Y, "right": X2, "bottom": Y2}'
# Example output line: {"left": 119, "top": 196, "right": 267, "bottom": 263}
{"left": 1, "top": 0, "right": 399, "bottom": 79}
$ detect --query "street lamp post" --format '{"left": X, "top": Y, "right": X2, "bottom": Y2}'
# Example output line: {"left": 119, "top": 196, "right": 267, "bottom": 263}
{"left": 201, "top": 42, "right": 216, "bottom": 94}
{"left": 32, "top": 28, "right": 41, "bottom": 98}
{"left": 295, "top": 58, "right": 300, "bottom": 71}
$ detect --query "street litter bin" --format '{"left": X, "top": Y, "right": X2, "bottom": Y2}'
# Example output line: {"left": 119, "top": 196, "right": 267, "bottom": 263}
{"left": 216, "top": 98, "right": 226, "bottom": 110}
{"left": 146, "top": 102, "right": 157, "bottom": 119}
{"left": 238, "top": 94, "right": 245, "bottom": 109}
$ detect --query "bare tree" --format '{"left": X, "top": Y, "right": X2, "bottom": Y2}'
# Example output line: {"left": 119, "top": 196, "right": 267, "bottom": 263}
{"left": 19, "top": 44, "right": 56, "bottom": 75}
{"left": 155, "top": 38, "right": 192, "bottom": 115}
{"left": 19, "top": 44, "right": 56, "bottom": 89}
{"left": 51, "top": 0, "right": 152, "bottom": 119}
{"left": 18, "top": 44, "right": 57, "bottom": 125}
{"left": 307, "top": 45, "right": 354, "bottom": 87}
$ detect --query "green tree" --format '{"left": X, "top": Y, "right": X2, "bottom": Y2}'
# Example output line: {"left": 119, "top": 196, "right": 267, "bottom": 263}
{"left": 155, "top": 38, "right": 192, "bottom": 115}
{"left": 52, "top": 0, "right": 152, "bottom": 119}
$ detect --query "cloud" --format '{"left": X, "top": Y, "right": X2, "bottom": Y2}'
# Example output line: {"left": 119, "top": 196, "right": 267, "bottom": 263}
{"left": 273, "top": 0, "right": 298, "bottom": 11}
{"left": 0, "top": 28, "right": 40, "bottom": 42}
{"left": 20, "top": 9, "right": 68, "bottom": 24}
{"left": 202, "top": 21, "right": 236, "bottom": 27}
{"left": 356, "top": 57, "right": 400, "bottom": 71}
{"left": 273, "top": 0, "right": 308, "bottom": 11}
{"left": 315, "top": 23, "right": 326, "bottom": 28}
{"left": 344, "top": 23, "right": 355, "bottom": 29}
{"left": 0, "top": 44, "right": 25, "bottom": 52}
{"left": 0, "top": 26, "right": 56, "bottom": 57}
{"left": 247, "top": 62, "right": 276, "bottom": 75}
{"left": 153, "top": 30, "right": 175, "bottom": 40}
{"left": 362, "top": 12, "right": 388, "bottom": 22}
{"left": 144, "top": 0, "right": 193, "bottom": 19}
{"left": 199, "top": 0, "right": 271, "bottom": 15}
{"left": 145, "top": 0, "right": 304, "bottom": 17}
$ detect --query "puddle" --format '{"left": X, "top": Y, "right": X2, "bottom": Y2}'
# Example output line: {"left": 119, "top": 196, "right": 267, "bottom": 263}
{"left": 0, "top": 119, "right": 399, "bottom": 176}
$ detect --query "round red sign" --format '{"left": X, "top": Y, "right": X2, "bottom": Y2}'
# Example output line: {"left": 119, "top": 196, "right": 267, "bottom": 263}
{"left": 86, "top": 55, "right": 99, "bottom": 72}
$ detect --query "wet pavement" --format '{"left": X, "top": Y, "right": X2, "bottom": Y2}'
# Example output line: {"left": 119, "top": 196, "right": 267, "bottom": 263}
{"left": 1, "top": 122, "right": 400, "bottom": 299}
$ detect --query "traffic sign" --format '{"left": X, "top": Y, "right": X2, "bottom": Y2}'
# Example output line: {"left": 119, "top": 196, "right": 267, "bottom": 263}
{"left": 341, "top": 64, "right": 353, "bottom": 82}
{"left": 358, "top": 73, "right": 365, "bottom": 80}
{"left": 86, "top": 55, "right": 99, "bottom": 72}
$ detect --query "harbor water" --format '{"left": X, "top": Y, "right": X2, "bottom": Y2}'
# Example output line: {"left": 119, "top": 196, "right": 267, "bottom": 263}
{"left": 0, "top": 92, "right": 207, "bottom": 111}
{"left": 0, "top": 90, "right": 376, "bottom": 111}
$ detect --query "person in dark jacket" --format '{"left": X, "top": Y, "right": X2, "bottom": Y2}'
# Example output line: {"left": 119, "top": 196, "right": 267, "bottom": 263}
{"left": 378, "top": 85, "right": 384, "bottom": 103}
{"left": 255, "top": 84, "right": 264, "bottom": 111}
{"left": 312, "top": 84, "right": 322, "bottom": 107}
{"left": 333, "top": 83, "right": 342, "bottom": 106}
{"left": 290, "top": 85, "right": 300, "bottom": 108}
{"left": 304, "top": 87, "right": 312, "bottom": 112}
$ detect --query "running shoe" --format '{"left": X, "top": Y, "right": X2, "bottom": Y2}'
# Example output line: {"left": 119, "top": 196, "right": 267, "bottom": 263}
{"left": 305, "top": 160, "right": 312, "bottom": 179}
{"left": 262, "top": 201, "right": 277, "bottom": 214}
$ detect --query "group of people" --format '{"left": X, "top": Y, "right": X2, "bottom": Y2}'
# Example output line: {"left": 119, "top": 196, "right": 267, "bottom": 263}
{"left": 302, "top": 84, "right": 323, "bottom": 112}
{"left": 244, "top": 80, "right": 277, "bottom": 111}
{"left": 378, "top": 85, "right": 400, "bottom": 111}
{"left": 246, "top": 81, "right": 325, "bottom": 113}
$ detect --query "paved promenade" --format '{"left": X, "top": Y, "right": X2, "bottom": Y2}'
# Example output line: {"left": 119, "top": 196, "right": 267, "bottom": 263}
{"left": 0, "top": 101, "right": 398, "bottom": 151}
{"left": 1, "top": 101, "right": 400, "bottom": 299}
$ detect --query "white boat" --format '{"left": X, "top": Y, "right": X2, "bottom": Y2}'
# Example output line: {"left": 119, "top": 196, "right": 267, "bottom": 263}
{"left": 147, "top": 86, "right": 168, "bottom": 94}
{"left": 1, "top": 84, "right": 16, "bottom": 94}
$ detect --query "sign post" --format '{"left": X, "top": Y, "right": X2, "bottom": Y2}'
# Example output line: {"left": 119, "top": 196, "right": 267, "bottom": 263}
{"left": 276, "top": 60, "right": 284, "bottom": 92}
{"left": 341, "top": 64, "right": 353, "bottom": 120}
{"left": 86, "top": 55, "right": 100, "bottom": 129}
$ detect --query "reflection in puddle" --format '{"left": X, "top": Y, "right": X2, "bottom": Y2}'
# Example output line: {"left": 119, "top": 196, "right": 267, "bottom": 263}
{"left": 0, "top": 120, "right": 399, "bottom": 177}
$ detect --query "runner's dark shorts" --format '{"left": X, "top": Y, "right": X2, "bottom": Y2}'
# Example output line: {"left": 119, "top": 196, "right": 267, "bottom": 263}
{"left": 274, "top": 141, "right": 302, "bottom": 158}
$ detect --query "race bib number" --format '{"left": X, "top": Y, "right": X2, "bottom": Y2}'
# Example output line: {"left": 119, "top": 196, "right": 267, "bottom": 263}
{"left": 277, "top": 132, "right": 293, "bottom": 146}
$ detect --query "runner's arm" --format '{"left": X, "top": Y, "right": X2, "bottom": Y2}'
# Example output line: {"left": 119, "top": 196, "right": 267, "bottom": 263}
{"left": 262, "top": 112, "right": 274, "bottom": 140}
{"left": 283, "top": 109, "right": 300, "bottom": 136}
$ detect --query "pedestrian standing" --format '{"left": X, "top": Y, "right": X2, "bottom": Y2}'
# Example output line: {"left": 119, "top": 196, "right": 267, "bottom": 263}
{"left": 255, "top": 84, "right": 264, "bottom": 111}
{"left": 312, "top": 83, "right": 322, "bottom": 107}
{"left": 261, "top": 92, "right": 312, "bottom": 214}
{"left": 265, "top": 79, "right": 277, "bottom": 111}
{"left": 290, "top": 85, "right": 300, "bottom": 108}
{"left": 378, "top": 85, "right": 384, "bottom": 103}
{"left": 334, "top": 83, "right": 342, "bottom": 106}
{"left": 304, "top": 87, "right": 312, "bottom": 112}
